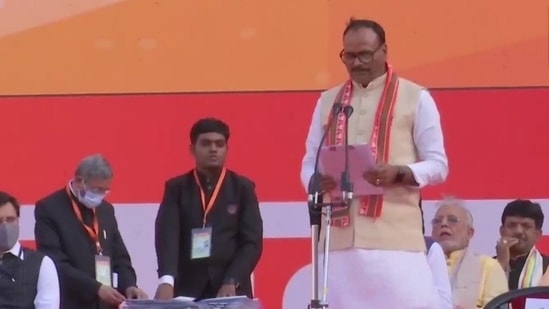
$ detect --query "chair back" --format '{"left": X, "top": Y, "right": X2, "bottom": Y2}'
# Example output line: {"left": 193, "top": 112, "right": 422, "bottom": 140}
{"left": 484, "top": 286, "right": 549, "bottom": 309}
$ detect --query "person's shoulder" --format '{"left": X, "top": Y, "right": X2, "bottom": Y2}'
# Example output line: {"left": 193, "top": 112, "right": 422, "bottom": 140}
{"left": 98, "top": 199, "right": 116, "bottom": 212}
{"left": 426, "top": 241, "right": 445, "bottom": 260}
{"left": 39, "top": 254, "right": 56, "bottom": 271}
{"left": 428, "top": 240, "right": 443, "bottom": 251}
{"left": 165, "top": 171, "right": 193, "bottom": 187}
{"left": 29, "top": 250, "right": 58, "bottom": 277}
{"left": 22, "top": 247, "right": 46, "bottom": 262}
{"left": 228, "top": 170, "right": 256, "bottom": 190}
{"left": 397, "top": 76, "right": 426, "bottom": 91}
{"left": 479, "top": 254, "right": 504, "bottom": 269}
{"left": 35, "top": 188, "right": 68, "bottom": 209}
{"left": 319, "top": 83, "right": 346, "bottom": 101}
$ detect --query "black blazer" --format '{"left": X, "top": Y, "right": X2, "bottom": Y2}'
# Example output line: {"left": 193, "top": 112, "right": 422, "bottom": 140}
{"left": 34, "top": 188, "right": 137, "bottom": 309}
{"left": 155, "top": 169, "right": 263, "bottom": 299}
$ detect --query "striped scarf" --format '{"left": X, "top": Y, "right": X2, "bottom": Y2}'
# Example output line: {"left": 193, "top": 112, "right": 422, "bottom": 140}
{"left": 518, "top": 247, "right": 544, "bottom": 288}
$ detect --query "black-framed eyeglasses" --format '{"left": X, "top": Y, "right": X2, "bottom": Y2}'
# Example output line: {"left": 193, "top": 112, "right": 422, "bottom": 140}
{"left": 339, "top": 44, "right": 384, "bottom": 64}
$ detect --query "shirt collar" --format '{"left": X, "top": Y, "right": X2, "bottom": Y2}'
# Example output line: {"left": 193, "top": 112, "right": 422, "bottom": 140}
{"left": 68, "top": 179, "right": 78, "bottom": 197}
{"left": 446, "top": 249, "right": 466, "bottom": 266}
{"left": 2, "top": 241, "right": 22, "bottom": 260}
{"left": 195, "top": 168, "right": 223, "bottom": 183}
{"left": 352, "top": 72, "right": 388, "bottom": 91}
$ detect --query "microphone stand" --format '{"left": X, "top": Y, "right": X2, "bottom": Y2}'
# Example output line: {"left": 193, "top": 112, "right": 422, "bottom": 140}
{"left": 307, "top": 103, "right": 353, "bottom": 309}
{"left": 341, "top": 105, "right": 354, "bottom": 202}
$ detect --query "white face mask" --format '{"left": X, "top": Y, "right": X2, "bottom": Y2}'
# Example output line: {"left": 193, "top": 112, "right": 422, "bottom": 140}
{"left": 77, "top": 183, "right": 107, "bottom": 209}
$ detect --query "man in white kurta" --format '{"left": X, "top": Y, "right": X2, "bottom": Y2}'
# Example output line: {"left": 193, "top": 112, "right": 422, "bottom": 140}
{"left": 301, "top": 18, "right": 448, "bottom": 308}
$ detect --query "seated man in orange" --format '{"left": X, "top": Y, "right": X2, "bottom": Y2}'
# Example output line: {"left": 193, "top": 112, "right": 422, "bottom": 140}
{"left": 431, "top": 198, "right": 508, "bottom": 308}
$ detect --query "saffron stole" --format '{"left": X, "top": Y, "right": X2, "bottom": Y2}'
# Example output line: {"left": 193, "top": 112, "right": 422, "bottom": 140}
{"left": 325, "top": 65, "right": 400, "bottom": 227}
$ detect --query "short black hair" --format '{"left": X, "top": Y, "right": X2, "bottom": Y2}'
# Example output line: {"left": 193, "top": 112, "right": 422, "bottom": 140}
{"left": 190, "top": 118, "right": 230, "bottom": 144}
{"left": 501, "top": 199, "right": 544, "bottom": 229}
{"left": 343, "top": 18, "right": 386, "bottom": 44}
{"left": 0, "top": 191, "right": 20, "bottom": 217}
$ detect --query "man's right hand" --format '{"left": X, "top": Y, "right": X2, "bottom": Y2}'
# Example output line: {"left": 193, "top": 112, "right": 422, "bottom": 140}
{"left": 496, "top": 237, "right": 519, "bottom": 270}
{"left": 98, "top": 285, "right": 126, "bottom": 305}
{"left": 311, "top": 174, "right": 337, "bottom": 193}
{"left": 154, "top": 283, "right": 174, "bottom": 300}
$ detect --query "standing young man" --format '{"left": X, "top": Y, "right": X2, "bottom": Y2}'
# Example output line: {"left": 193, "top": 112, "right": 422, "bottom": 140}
{"left": 154, "top": 118, "right": 263, "bottom": 300}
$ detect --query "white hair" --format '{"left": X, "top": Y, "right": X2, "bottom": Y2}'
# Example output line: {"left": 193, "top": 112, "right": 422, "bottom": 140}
{"left": 74, "top": 154, "right": 113, "bottom": 181}
{"left": 436, "top": 196, "right": 474, "bottom": 226}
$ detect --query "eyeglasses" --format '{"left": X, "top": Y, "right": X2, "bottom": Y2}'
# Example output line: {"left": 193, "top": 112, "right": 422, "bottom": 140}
{"left": 431, "top": 215, "right": 461, "bottom": 225}
{"left": 339, "top": 44, "right": 384, "bottom": 64}
{"left": 0, "top": 216, "right": 18, "bottom": 224}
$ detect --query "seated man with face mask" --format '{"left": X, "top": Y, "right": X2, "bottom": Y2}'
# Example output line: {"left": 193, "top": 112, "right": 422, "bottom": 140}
{"left": 34, "top": 154, "right": 148, "bottom": 309}
{"left": 0, "top": 191, "right": 59, "bottom": 309}
{"left": 431, "top": 198, "right": 508, "bottom": 309}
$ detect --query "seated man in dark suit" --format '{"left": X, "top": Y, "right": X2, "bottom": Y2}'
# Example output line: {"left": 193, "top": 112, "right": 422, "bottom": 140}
{"left": 0, "top": 191, "right": 60, "bottom": 309}
{"left": 495, "top": 199, "right": 549, "bottom": 289}
{"left": 154, "top": 118, "right": 263, "bottom": 301}
{"left": 34, "top": 154, "right": 148, "bottom": 309}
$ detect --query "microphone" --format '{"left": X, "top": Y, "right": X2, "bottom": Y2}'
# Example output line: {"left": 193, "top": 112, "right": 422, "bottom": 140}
{"left": 307, "top": 102, "right": 343, "bottom": 213}
{"left": 343, "top": 105, "right": 354, "bottom": 119}
{"left": 341, "top": 105, "right": 354, "bottom": 202}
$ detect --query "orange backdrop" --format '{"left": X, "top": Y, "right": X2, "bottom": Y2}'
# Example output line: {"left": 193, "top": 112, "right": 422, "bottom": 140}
{"left": 0, "top": 0, "right": 548, "bottom": 95}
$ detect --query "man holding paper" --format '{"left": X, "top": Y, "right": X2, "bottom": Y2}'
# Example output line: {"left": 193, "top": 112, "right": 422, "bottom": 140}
{"left": 300, "top": 18, "right": 448, "bottom": 308}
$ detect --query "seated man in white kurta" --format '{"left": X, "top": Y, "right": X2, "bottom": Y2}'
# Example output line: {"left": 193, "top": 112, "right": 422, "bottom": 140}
{"left": 300, "top": 18, "right": 448, "bottom": 308}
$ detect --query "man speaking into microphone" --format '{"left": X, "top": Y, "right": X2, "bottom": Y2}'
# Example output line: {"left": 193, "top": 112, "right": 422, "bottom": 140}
{"left": 300, "top": 19, "right": 448, "bottom": 308}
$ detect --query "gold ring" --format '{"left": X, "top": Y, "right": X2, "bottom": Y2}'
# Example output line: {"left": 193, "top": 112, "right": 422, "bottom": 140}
{"left": 503, "top": 240, "right": 508, "bottom": 244}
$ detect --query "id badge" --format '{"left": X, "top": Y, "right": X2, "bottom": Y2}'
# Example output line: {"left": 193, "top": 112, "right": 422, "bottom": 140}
{"left": 191, "top": 227, "right": 212, "bottom": 259}
{"left": 95, "top": 255, "right": 112, "bottom": 287}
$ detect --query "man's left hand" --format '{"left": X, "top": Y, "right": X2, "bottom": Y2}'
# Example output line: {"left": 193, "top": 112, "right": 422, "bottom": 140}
{"left": 217, "top": 284, "right": 236, "bottom": 298}
{"left": 126, "top": 287, "right": 149, "bottom": 300}
{"left": 363, "top": 163, "right": 399, "bottom": 187}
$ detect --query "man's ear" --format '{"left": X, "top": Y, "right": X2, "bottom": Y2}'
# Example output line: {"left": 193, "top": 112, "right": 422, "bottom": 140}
{"left": 74, "top": 177, "right": 84, "bottom": 187}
